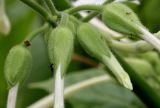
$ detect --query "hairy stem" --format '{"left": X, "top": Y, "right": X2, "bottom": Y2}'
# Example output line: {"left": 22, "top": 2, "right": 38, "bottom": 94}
{"left": 20, "top": 0, "right": 56, "bottom": 23}
{"left": 21, "top": 23, "right": 49, "bottom": 47}
{"left": 81, "top": 0, "right": 114, "bottom": 22}
{"left": 7, "top": 83, "right": 19, "bottom": 108}
{"left": 110, "top": 40, "right": 153, "bottom": 53}
{"left": 44, "top": 0, "right": 59, "bottom": 15}
{"left": 82, "top": 11, "right": 100, "bottom": 22}
{"left": 65, "top": 5, "right": 103, "bottom": 14}
{"left": 21, "top": 0, "right": 48, "bottom": 18}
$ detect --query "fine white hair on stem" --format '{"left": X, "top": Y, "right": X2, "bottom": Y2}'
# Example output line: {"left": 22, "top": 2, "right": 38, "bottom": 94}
{"left": 53, "top": 64, "right": 64, "bottom": 108}
{"left": 7, "top": 83, "right": 19, "bottom": 108}
{"left": 28, "top": 75, "right": 111, "bottom": 108}
{"left": 140, "top": 27, "right": 160, "bottom": 53}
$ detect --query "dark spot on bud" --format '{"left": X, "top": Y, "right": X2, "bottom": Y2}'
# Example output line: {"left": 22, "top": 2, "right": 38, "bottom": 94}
{"left": 24, "top": 40, "right": 31, "bottom": 47}
{"left": 50, "top": 64, "right": 53, "bottom": 73}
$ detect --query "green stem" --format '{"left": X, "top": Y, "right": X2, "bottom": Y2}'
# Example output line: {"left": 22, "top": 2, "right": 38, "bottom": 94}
{"left": 59, "top": 13, "right": 69, "bottom": 26}
{"left": 82, "top": 11, "right": 100, "bottom": 22}
{"left": 102, "top": 30, "right": 160, "bottom": 53}
{"left": 20, "top": 0, "right": 56, "bottom": 23}
{"left": 22, "top": 23, "right": 49, "bottom": 46}
{"left": 110, "top": 40, "right": 153, "bottom": 53}
{"left": 65, "top": 5, "right": 103, "bottom": 14}
{"left": 44, "top": 0, "right": 59, "bottom": 15}
{"left": 81, "top": 0, "right": 114, "bottom": 22}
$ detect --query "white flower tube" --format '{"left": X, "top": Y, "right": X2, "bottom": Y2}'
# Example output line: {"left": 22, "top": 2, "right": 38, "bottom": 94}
{"left": 139, "top": 27, "right": 160, "bottom": 52}
{"left": 53, "top": 64, "right": 64, "bottom": 108}
{"left": 0, "top": 0, "right": 11, "bottom": 35}
{"left": 7, "top": 83, "right": 19, "bottom": 108}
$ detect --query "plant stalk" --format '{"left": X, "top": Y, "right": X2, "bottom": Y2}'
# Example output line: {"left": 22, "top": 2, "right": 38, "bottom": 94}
{"left": 65, "top": 5, "right": 103, "bottom": 14}
{"left": 44, "top": 0, "right": 59, "bottom": 15}
{"left": 81, "top": 0, "right": 114, "bottom": 22}
{"left": 23, "top": 23, "right": 49, "bottom": 46}
{"left": 20, "top": 0, "right": 56, "bottom": 23}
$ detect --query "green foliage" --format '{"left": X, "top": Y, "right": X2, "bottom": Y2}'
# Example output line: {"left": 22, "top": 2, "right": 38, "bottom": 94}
{"left": 1, "top": 0, "right": 160, "bottom": 108}
{"left": 30, "top": 68, "right": 146, "bottom": 108}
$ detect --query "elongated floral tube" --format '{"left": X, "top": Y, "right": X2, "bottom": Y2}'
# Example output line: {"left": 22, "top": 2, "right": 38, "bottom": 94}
{"left": 77, "top": 23, "right": 132, "bottom": 90}
{"left": 102, "top": 3, "right": 160, "bottom": 52}
{"left": 0, "top": 0, "right": 11, "bottom": 35}
{"left": 7, "top": 83, "right": 19, "bottom": 108}
{"left": 48, "top": 26, "right": 74, "bottom": 108}
{"left": 53, "top": 64, "right": 64, "bottom": 108}
{"left": 4, "top": 45, "right": 32, "bottom": 88}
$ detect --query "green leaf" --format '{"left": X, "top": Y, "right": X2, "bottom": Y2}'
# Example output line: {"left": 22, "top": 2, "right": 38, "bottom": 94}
{"left": 29, "top": 68, "right": 110, "bottom": 93}
{"left": 68, "top": 83, "right": 146, "bottom": 108}
{"left": 30, "top": 68, "right": 146, "bottom": 108}
{"left": 112, "top": 50, "right": 160, "bottom": 108}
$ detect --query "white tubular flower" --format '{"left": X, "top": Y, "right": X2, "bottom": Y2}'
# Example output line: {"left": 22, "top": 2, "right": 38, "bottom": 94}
{"left": 139, "top": 27, "right": 160, "bottom": 53}
{"left": 54, "top": 64, "right": 64, "bottom": 108}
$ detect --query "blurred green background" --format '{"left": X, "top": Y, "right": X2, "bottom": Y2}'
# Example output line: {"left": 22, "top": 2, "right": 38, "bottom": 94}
{"left": 0, "top": 0, "right": 160, "bottom": 108}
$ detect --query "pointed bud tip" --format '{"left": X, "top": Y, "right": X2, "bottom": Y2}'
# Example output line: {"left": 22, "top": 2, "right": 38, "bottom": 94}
{"left": 123, "top": 77, "right": 133, "bottom": 90}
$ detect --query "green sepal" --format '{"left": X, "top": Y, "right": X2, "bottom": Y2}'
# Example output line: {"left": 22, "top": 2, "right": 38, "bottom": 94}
{"left": 77, "top": 23, "right": 132, "bottom": 89}
{"left": 102, "top": 3, "right": 144, "bottom": 36}
{"left": 77, "top": 23, "right": 110, "bottom": 60}
{"left": 4, "top": 45, "right": 32, "bottom": 88}
{"left": 48, "top": 27, "right": 74, "bottom": 76}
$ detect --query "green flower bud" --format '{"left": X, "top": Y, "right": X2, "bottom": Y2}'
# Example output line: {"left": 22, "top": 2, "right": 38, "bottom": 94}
{"left": 77, "top": 23, "right": 110, "bottom": 60}
{"left": 138, "top": 52, "right": 160, "bottom": 75}
{"left": 102, "top": 3, "right": 160, "bottom": 52}
{"left": 77, "top": 23, "right": 132, "bottom": 90}
{"left": 102, "top": 3, "right": 143, "bottom": 36}
{"left": 67, "top": 20, "right": 77, "bottom": 35}
{"left": 125, "top": 58, "right": 155, "bottom": 77}
{"left": 48, "top": 27, "right": 74, "bottom": 76}
{"left": 4, "top": 45, "right": 32, "bottom": 88}
{"left": 0, "top": 0, "right": 11, "bottom": 35}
